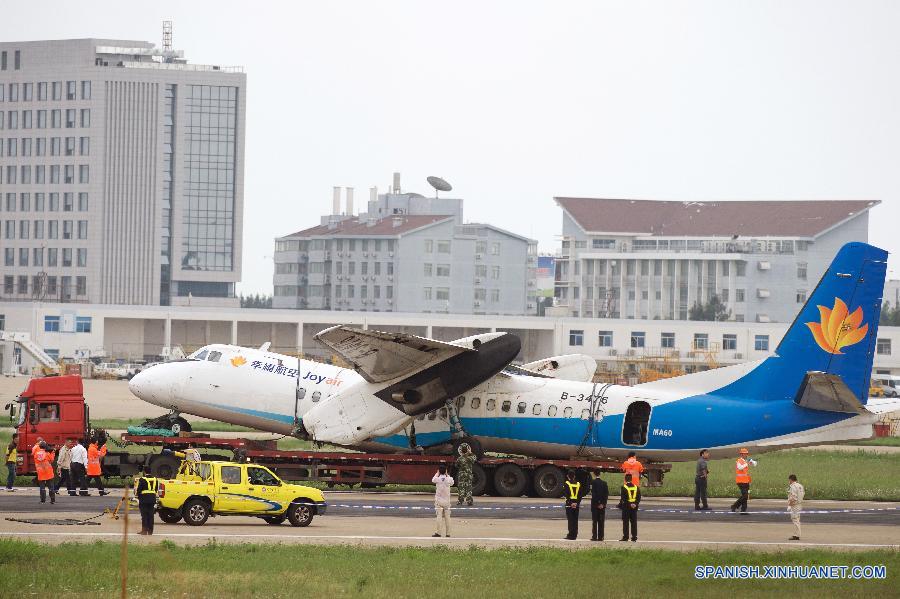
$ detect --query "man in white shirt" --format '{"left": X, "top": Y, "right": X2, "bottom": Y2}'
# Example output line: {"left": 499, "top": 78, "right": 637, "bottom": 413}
{"left": 787, "top": 474, "right": 805, "bottom": 540}
{"left": 68, "top": 439, "right": 88, "bottom": 496}
{"left": 432, "top": 465, "right": 454, "bottom": 538}
{"left": 55, "top": 439, "right": 73, "bottom": 494}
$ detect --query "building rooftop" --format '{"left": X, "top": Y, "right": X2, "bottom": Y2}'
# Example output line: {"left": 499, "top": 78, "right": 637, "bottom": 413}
{"left": 555, "top": 198, "right": 879, "bottom": 238}
{"left": 281, "top": 215, "right": 453, "bottom": 238}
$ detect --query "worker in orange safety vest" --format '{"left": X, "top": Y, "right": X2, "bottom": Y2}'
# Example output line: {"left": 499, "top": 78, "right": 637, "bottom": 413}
{"left": 86, "top": 438, "right": 110, "bottom": 496}
{"left": 730, "top": 448, "right": 757, "bottom": 513}
{"left": 34, "top": 442, "right": 56, "bottom": 504}
{"left": 621, "top": 451, "right": 644, "bottom": 487}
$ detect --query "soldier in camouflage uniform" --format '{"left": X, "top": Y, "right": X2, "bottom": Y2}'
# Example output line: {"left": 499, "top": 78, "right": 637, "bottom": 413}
{"left": 456, "top": 443, "right": 476, "bottom": 505}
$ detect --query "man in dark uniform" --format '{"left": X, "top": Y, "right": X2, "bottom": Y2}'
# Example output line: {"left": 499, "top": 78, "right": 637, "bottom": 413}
{"left": 590, "top": 469, "right": 609, "bottom": 541}
{"left": 618, "top": 473, "right": 641, "bottom": 542}
{"left": 694, "top": 449, "right": 710, "bottom": 510}
{"left": 563, "top": 469, "right": 587, "bottom": 540}
{"left": 133, "top": 466, "right": 159, "bottom": 535}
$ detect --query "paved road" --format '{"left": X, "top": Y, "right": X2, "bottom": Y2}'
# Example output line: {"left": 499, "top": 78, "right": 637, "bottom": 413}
{"left": 3, "top": 490, "right": 898, "bottom": 526}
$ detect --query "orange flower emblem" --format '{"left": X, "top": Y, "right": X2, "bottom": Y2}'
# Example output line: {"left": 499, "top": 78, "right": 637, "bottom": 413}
{"left": 230, "top": 355, "right": 247, "bottom": 367}
{"left": 806, "top": 298, "right": 868, "bottom": 354}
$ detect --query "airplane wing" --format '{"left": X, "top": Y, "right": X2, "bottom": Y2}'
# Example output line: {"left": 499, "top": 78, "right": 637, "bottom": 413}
{"left": 314, "top": 325, "right": 473, "bottom": 384}
{"left": 866, "top": 396, "right": 900, "bottom": 415}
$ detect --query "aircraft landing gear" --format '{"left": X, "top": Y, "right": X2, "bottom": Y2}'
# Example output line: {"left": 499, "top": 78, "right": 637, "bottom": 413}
{"left": 141, "top": 411, "right": 192, "bottom": 435}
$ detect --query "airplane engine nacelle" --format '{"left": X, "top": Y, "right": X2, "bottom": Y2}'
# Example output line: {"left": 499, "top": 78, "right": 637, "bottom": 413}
{"left": 302, "top": 387, "right": 408, "bottom": 446}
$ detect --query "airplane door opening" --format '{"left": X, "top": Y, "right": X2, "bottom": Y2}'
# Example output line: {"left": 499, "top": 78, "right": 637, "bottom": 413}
{"left": 622, "top": 401, "right": 651, "bottom": 446}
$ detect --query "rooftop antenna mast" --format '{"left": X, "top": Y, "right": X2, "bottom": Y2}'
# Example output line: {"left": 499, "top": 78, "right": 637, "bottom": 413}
{"left": 162, "top": 20, "right": 173, "bottom": 53}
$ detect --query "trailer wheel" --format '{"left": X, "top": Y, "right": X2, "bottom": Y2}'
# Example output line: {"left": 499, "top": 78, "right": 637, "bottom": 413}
{"left": 532, "top": 465, "right": 565, "bottom": 498}
{"left": 471, "top": 463, "right": 490, "bottom": 496}
{"left": 149, "top": 455, "right": 180, "bottom": 480}
{"left": 158, "top": 508, "right": 182, "bottom": 524}
{"left": 287, "top": 501, "right": 314, "bottom": 527}
{"left": 182, "top": 498, "right": 211, "bottom": 526}
{"left": 263, "top": 515, "right": 287, "bottom": 525}
{"left": 493, "top": 464, "right": 528, "bottom": 497}
{"left": 170, "top": 417, "right": 192, "bottom": 434}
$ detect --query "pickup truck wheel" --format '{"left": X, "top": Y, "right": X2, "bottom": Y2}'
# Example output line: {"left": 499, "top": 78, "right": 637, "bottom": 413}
{"left": 182, "top": 498, "right": 211, "bottom": 526}
{"left": 287, "top": 501, "right": 314, "bottom": 527}
{"left": 158, "top": 508, "right": 182, "bottom": 524}
{"left": 263, "top": 515, "right": 287, "bottom": 525}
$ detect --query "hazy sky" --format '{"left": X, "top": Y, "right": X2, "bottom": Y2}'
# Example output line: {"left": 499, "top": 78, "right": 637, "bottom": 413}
{"left": 4, "top": 1, "right": 898, "bottom": 294}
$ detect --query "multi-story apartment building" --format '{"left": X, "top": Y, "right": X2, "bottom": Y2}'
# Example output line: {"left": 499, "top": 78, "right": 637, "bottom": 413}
{"left": 273, "top": 177, "right": 537, "bottom": 314}
{"left": 0, "top": 38, "right": 246, "bottom": 307}
{"left": 553, "top": 198, "right": 879, "bottom": 322}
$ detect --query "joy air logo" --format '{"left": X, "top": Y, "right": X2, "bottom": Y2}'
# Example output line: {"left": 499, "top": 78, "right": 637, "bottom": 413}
{"left": 806, "top": 298, "right": 868, "bottom": 355}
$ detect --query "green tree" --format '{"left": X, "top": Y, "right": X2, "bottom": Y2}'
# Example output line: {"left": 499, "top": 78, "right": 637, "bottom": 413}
{"left": 688, "top": 295, "right": 731, "bottom": 322}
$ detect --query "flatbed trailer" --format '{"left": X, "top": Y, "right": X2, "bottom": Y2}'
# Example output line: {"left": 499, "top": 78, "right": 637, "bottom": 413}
{"left": 119, "top": 433, "right": 671, "bottom": 498}
{"left": 6, "top": 375, "right": 671, "bottom": 498}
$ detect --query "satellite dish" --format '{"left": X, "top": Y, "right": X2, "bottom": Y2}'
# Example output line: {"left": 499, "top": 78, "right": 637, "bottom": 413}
{"left": 427, "top": 176, "right": 452, "bottom": 198}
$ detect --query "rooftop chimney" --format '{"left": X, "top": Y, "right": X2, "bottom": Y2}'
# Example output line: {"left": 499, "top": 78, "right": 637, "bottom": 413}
{"left": 332, "top": 186, "right": 341, "bottom": 216}
{"left": 392, "top": 172, "right": 401, "bottom": 194}
{"left": 370, "top": 186, "right": 378, "bottom": 204}
{"left": 345, "top": 187, "right": 354, "bottom": 216}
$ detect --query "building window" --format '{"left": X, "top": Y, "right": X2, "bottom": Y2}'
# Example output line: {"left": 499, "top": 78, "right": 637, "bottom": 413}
{"left": 796, "top": 290, "right": 807, "bottom": 304}
{"left": 661, "top": 332, "right": 675, "bottom": 348}
{"left": 75, "top": 316, "right": 92, "bottom": 333}
{"left": 81, "top": 81, "right": 91, "bottom": 100}
{"left": 722, "top": 334, "right": 737, "bottom": 350}
{"left": 77, "top": 248, "right": 87, "bottom": 267}
{"left": 78, "top": 193, "right": 88, "bottom": 211}
{"left": 37, "top": 82, "right": 47, "bottom": 101}
{"left": 66, "top": 80, "right": 76, "bottom": 100}
{"left": 14, "top": 50, "right": 20, "bottom": 70}
{"left": 490, "top": 289, "right": 500, "bottom": 302}
{"left": 720, "top": 288, "right": 729, "bottom": 302}
{"left": 735, "top": 289, "right": 746, "bottom": 302}
{"left": 436, "top": 264, "right": 450, "bottom": 277}
{"left": 80, "top": 109, "right": 90, "bottom": 128}
{"left": 423, "top": 287, "right": 432, "bottom": 301}
{"left": 423, "top": 263, "right": 432, "bottom": 277}
{"left": 424, "top": 239, "right": 433, "bottom": 253}
{"left": 693, "top": 333, "right": 709, "bottom": 350}
{"left": 630, "top": 332, "right": 645, "bottom": 348}
{"left": 491, "top": 242, "right": 500, "bottom": 255}
{"left": 877, "top": 338, "right": 891, "bottom": 355}
{"left": 437, "top": 240, "right": 451, "bottom": 253}
{"left": 3, "top": 276, "right": 12, "bottom": 295}
{"left": 797, "top": 263, "right": 807, "bottom": 280}
{"left": 754, "top": 335, "right": 770, "bottom": 351}
{"left": 44, "top": 316, "right": 60, "bottom": 332}
{"left": 598, "top": 331, "right": 612, "bottom": 347}
{"left": 436, "top": 288, "right": 450, "bottom": 301}
{"left": 569, "top": 330, "right": 584, "bottom": 346}
{"left": 736, "top": 262, "right": 746, "bottom": 277}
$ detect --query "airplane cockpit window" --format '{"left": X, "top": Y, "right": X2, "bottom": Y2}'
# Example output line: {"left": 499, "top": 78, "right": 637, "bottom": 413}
{"left": 192, "top": 349, "right": 209, "bottom": 361}
{"left": 563, "top": 407, "right": 573, "bottom": 418}
{"left": 471, "top": 397, "right": 481, "bottom": 410}
{"left": 486, "top": 398, "right": 495, "bottom": 411}
{"left": 311, "top": 391, "right": 321, "bottom": 403}
{"left": 532, "top": 404, "right": 542, "bottom": 416}
{"left": 207, "top": 351, "right": 222, "bottom": 362}
{"left": 516, "top": 402, "right": 526, "bottom": 414}
{"left": 548, "top": 405, "right": 558, "bottom": 417}
{"left": 501, "top": 400, "right": 511, "bottom": 413}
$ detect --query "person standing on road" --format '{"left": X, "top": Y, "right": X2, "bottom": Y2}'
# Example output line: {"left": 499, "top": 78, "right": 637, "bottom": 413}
{"left": 563, "top": 469, "right": 588, "bottom": 540}
{"left": 590, "top": 469, "right": 609, "bottom": 541}
{"left": 455, "top": 443, "right": 476, "bottom": 506}
{"left": 55, "top": 439, "right": 73, "bottom": 494}
{"left": 694, "top": 449, "right": 711, "bottom": 510}
{"left": 86, "top": 437, "right": 109, "bottom": 496}
{"left": 432, "top": 464, "right": 454, "bottom": 538}
{"left": 133, "top": 466, "right": 159, "bottom": 535}
{"left": 35, "top": 442, "right": 56, "bottom": 504}
{"left": 5, "top": 433, "right": 18, "bottom": 492}
{"left": 730, "top": 448, "right": 757, "bottom": 514}
{"left": 787, "top": 474, "right": 805, "bottom": 540}
{"left": 621, "top": 451, "right": 644, "bottom": 487}
{"left": 69, "top": 438, "right": 88, "bottom": 496}
{"left": 618, "top": 473, "right": 641, "bottom": 542}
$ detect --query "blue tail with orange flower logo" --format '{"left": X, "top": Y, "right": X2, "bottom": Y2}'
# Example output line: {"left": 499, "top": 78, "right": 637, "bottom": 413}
{"left": 713, "top": 242, "right": 887, "bottom": 407}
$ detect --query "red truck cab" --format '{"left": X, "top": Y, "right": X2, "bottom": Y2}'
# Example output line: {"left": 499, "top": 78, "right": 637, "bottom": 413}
{"left": 6, "top": 375, "right": 89, "bottom": 475}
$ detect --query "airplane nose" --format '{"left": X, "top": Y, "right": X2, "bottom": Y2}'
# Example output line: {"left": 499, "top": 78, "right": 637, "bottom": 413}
{"left": 128, "top": 369, "right": 148, "bottom": 398}
{"left": 129, "top": 367, "right": 168, "bottom": 407}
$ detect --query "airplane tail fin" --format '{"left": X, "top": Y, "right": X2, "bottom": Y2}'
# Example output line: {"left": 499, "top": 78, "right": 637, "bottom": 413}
{"left": 720, "top": 242, "right": 887, "bottom": 405}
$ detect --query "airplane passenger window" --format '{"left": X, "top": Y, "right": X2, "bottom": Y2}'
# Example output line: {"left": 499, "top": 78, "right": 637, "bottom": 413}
{"left": 580, "top": 409, "right": 590, "bottom": 420}
{"left": 208, "top": 351, "right": 222, "bottom": 362}
{"left": 297, "top": 388, "right": 306, "bottom": 400}
{"left": 428, "top": 411, "right": 437, "bottom": 420}
{"left": 563, "top": 407, "right": 573, "bottom": 418}
{"left": 516, "top": 402, "right": 526, "bottom": 414}
{"left": 532, "top": 404, "right": 542, "bottom": 415}
{"left": 194, "top": 350, "right": 209, "bottom": 361}
{"left": 548, "top": 405, "right": 558, "bottom": 417}
{"left": 417, "top": 414, "right": 426, "bottom": 421}
{"left": 486, "top": 399, "right": 495, "bottom": 411}
{"left": 311, "top": 391, "right": 321, "bottom": 403}
{"left": 501, "top": 401, "right": 511, "bottom": 413}
{"left": 439, "top": 407, "right": 448, "bottom": 419}
{"left": 456, "top": 397, "right": 465, "bottom": 410}
{"left": 471, "top": 397, "right": 481, "bottom": 410}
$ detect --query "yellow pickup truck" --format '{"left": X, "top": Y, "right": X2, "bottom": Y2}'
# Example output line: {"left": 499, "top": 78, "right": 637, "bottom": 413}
{"left": 157, "top": 460, "right": 327, "bottom": 527}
